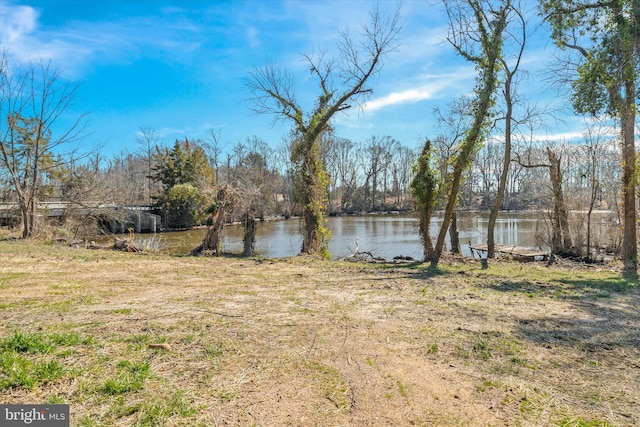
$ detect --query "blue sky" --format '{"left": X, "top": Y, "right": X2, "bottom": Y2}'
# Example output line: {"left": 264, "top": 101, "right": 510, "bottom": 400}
{"left": 1, "top": 0, "right": 586, "bottom": 158}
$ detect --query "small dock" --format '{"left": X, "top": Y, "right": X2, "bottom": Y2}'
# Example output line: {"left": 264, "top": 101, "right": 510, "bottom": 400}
{"left": 469, "top": 244, "right": 549, "bottom": 262}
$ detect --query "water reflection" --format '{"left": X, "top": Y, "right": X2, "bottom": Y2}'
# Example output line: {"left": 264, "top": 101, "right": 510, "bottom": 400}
{"left": 139, "top": 212, "right": 555, "bottom": 259}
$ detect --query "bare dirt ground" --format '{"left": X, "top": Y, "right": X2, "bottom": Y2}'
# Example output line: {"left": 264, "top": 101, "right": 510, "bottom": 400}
{"left": 0, "top": 240, "right": 639, "bottom": 426}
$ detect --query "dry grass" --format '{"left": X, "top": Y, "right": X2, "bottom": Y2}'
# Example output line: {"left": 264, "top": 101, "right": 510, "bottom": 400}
{"left": 0, "top": 239, "right": 638, "bottom": 426}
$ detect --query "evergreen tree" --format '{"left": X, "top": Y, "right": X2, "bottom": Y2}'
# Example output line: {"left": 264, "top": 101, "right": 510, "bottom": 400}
{"left": 151, "top": 139, "right": 215, "bottom": 228}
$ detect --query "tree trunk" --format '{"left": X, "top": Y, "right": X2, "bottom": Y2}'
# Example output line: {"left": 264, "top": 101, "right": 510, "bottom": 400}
{"left": 21, "top": 201, "right": 31, "bottom": 238}
{"left": 411, "top": 139, "right": 440, "bottom": 263}
{"left": 196, "top": 209, "right": 225, "bottom": 255}
{"left": 586, "top": 145, "right": 599, "bottom": 261}
{"left": 548, "top": 151, "right": 562, "bottom": 254}
{"left": 620, "top": 79, "right": 637, "bottom": 276}
{"left": 487, "top": 156, "right": 509, "bottom": 258}
{"left": 547, "top": 148, "right": 572, "bottom": 255}
{"left": 488, "top": 66, "right": 514, "bottom": 259}
{"left": 242, "top": 213, "right": 256, "bottom": 256}
{"left": 192, "top": 185, "right": 235, "bottom": 256}
{"left": 371, "top": 171, "right": 377, "bottom": 211}
{"left": 28, "top": 198, "right": 36, "bottom": 238}
{"left": 18, "top": 195, "right": 36, "bottom": 238}
{"left": 418, "top": 207, "right": 436, "bottom": 262}
{"left": 586, "top": 183, "right": 596, "bottom": 261}
{"left": 449, "top": 211, "right": 460, "bottom": 254}
{"left": 298, "top": 138, "right": 329, "bottom": 256}
{"left": 300, "top": 152, "right": 324, "bottom": 255}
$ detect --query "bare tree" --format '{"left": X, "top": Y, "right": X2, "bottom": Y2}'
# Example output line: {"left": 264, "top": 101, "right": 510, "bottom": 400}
{"left": 100, "top": 152, "right": 150, "bottom": 205}
{"left": 362, "top": 135, "right": 399, "bottom": 211}
{"left": 579, "top": 119, "right": 614, "bottom": 261}
{"left": 0, "top": 53, "right": 85, "bottom": 237}
{"left": 247, "top": 5, "right": 401, "bottom": 257}
{"left": 137, "top": 126, "right": 160, "bottom": 205}
{"left": 274, "top": 138, "right": 295, "bottom": 216}
{"left": 56, "top": 150, "right": 124, "bottom": 239}
{"left": 486, "top": 1, "right": 528, "bottom": 258}
{"left": 514, "top": 142, "right": 574, "bottom": 257}
{"left": 390, "top": 145, "right": 415, "bottom": 208}
{"left": 231, "top": 136, "right": 275, "bottom": 256}
{"left": 324, "top": 135, "right": 361, "bottom": 213}
{"left": 204, "top": 129, "right": 225, "bottom": 185}
{"left": 431, "top": 0, "right": 511, "bottom": 267}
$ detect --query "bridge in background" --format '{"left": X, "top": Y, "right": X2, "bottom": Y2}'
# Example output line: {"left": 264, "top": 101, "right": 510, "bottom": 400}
{"left": 0, "top": 202, "right": 161, "bottom": 233}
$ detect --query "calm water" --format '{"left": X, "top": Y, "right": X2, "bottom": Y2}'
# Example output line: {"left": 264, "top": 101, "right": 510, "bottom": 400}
{"left": 132, "top": 212, "right": 557, "bottom": 259}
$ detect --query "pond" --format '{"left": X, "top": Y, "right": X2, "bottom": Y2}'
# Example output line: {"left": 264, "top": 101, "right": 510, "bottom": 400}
{"left": 128, "top": 211, "right": 583, "bottom": 260}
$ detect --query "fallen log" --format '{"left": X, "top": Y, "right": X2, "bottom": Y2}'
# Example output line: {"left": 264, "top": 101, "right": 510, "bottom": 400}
{"left": 113, "top": 238, "right": 142, "bottom": 252}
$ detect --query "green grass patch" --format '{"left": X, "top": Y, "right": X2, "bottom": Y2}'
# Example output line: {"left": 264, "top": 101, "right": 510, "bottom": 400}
{"left": 136, "top": 393, "right": 197, "bottom": 426}
{"left": 0, "top": 352, "right": 64, "bottom": 389}
{"left": 0, "top": 331, "right": 54, "bottom": 353}
{"left": 78, "top": 415, "right": 101, "bottom": 427}
{"left": 0, "top": 330, "right": 94, "bottom": 390}
{"left": 425, "top": 342, "right": 439, "bottom": 354}
{"left": 126, "top": 334, "right": 150, "bottom": 350}
{"left": 99, "top": 360, "right": 150, "bottom": 395}
{"left": 203, "top": 343, "right": 225, "bottom": 358}
{"left": 0, "top": 331, "right": 94, "bottom": 352}
{"left": 180, "top": 334, "right": 196, "bottom": 344}
{"left": 49, "top": 332, "right": 95, "bottom": 347}
{"left": 473, "top": 338, "right": 492, "bottom": 360}
{"left": 397, "top": 379, "right": 408, "bottom": 398}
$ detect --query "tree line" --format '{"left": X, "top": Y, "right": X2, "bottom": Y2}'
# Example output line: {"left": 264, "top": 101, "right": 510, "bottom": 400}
{"left": 1, "top": 0, "right": 638, "bottom": 276}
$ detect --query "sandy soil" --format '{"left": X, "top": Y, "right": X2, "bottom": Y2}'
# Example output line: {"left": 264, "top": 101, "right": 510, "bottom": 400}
{"left": 0, "top": 241, "right": 638, "bottom": 426}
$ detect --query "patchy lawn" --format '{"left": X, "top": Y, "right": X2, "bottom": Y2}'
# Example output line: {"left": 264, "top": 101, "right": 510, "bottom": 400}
{"left": 0, "top": 240, "right": 638, "bottom": 426}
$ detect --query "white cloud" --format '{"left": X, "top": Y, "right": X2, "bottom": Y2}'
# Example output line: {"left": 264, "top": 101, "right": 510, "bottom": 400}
{"left": 362, "top": 67, "right": 476, "bottom": 113}
{"left": 0, "top": 2, "right": 37, "bottom": 44}
{"left": 363, "top": 86, "right": 435, "bottom": 111}
{"left": 530, "top": 130, "right": 587, "bottom": 142}
{"left": 0, "top": 2, "right": 120, "bottom": 73}
{"left": 0, "top": 2, "right": 218, "bottom": 77}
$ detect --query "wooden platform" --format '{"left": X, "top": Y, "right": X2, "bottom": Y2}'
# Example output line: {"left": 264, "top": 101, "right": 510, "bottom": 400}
{"left": 469, "top": 244, "right": 549, "bottom": 262}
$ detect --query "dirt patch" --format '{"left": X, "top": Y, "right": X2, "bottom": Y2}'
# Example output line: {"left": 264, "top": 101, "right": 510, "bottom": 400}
{"left": 0, "top": 241, "right": 638, "bottom": 426}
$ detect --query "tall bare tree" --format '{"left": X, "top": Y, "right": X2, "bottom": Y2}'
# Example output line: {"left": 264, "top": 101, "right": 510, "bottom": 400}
{"left": 137, "top": 126, "right": 160, "bottom": 205}
{"left": 0, "top": 54, "right": 85, "bottom": 237}
{"left": 247, "top": 6, "right": 401, "bottom": 257}
{"left": 431, "top": 0, "right": 511, "bottom": 267}
{"left": 487, "top": 2, "right": 527, "bottom": 258}
{"left": 582, "top": 129, "right": 603, "bottom": 260}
